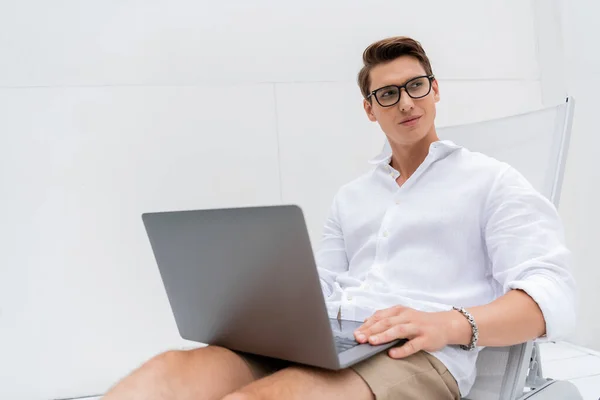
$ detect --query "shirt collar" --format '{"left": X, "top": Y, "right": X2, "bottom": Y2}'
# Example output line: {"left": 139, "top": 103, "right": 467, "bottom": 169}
{"left": 368, "top": 139, "right": 462, "bottom": 165}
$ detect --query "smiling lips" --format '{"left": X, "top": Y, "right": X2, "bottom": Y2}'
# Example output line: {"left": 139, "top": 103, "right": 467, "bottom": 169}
{"left": 400, "top": 116, "right": 421, "bottom": 126}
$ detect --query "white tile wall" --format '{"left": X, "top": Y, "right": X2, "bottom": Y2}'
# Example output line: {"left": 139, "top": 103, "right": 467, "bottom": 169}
{"left": 539, "top": 342, "right": 600, "bottom": 399}
{"left": 540, "top": 341, "right": 589, "bottom": 362}
{"left": 0, "top": 0, "right": 538, "bottom": 87}
{"left": 543, "top": 355, "right": 600, "bottom": 381}
{"left": 554, "top": 0, "right": 600, "bottom": 353}
{"left": 0, "top": 84, "right": 280, "bottom": 399}
{"left": 552, "top": 77, "right": 600, "bottom": 351}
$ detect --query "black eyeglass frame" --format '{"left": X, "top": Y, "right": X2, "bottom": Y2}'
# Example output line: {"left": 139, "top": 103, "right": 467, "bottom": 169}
{"left": 366, "top": 75, "right": 435, "bottom": 107}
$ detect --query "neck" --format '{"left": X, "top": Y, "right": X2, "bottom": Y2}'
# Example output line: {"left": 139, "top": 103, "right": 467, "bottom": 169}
{"left": 388, "top": 130, "right": 439, "bottom": 179}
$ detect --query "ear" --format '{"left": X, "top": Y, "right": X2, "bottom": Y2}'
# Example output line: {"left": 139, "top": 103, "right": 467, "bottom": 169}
{"left": 432, "top": 79, "right": 440, "bottom": 103}
{"left": 363, "top": 98, "right": 377, "bottom": 122}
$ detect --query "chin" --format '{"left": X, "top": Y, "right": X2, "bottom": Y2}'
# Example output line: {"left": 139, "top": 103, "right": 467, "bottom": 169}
{"left": 388, "top": 129, "right": 428, "bottom": 146}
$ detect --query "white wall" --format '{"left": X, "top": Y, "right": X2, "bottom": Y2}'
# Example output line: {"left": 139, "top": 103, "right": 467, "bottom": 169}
{"left": 550, "top": 0, "right": 600, "bottom": 351}
{"left": 0, "top": 1, "right": 552, "bottom": 399}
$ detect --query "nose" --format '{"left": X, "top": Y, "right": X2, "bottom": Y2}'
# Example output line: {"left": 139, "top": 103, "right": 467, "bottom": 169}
{"left": 397, "top": 88, "right": 415, "bottom": 112}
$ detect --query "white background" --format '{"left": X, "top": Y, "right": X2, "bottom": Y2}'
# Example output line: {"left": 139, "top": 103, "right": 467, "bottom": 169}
{"left": 554, "top": 0, "right": 600, "bottom": 357}
{"left": 0, "top": 0, "right": 597, "bottom": 398}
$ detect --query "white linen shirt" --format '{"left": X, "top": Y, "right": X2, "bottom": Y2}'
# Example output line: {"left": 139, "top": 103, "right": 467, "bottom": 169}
{"left": 316, "top": 140, "right": 577, "bottom": 396}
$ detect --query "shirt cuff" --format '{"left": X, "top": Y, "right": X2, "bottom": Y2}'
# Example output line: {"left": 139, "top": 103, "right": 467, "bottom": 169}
{"left": 507, "top": 273, "right": 576, "bottom": 341}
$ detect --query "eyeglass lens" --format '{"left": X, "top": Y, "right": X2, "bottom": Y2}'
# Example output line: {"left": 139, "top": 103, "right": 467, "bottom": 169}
{"left": 374, "top": 76, "right": 431, "bottom": 107}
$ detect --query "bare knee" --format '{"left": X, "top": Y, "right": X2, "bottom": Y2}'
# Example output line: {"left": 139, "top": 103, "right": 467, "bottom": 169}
{"left": 104, "top": 349, "right": 194, "bottom": 399}
{"left": 144, "top": 346, "right": 254, "bottom": 387}
{"left": 221, "top": 392, "right": 260, "bottom": 400}
{"left": 144, "top": 349, "right": 191, "bottom": 375}
{"left": 105, "top": 346, "right": 252, "bottom": 400}
{"left": 147, "top": 345, "right": 226, "bottom": 369}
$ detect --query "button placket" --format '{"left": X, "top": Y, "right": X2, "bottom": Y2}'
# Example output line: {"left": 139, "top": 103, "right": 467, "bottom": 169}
{"left": 376, "top": 209, "right": 392, "bottom": 265}
{"left": 387, "top": 165, "right": 400, "bottom": 180}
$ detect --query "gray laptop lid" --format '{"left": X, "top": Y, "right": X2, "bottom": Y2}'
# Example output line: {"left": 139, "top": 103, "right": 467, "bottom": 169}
{"left": 142, "top": 205, "right": 341, "bottom": 368}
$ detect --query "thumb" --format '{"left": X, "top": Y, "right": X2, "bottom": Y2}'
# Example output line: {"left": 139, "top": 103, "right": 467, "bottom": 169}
{"left": 388, "top": 338, "right": 424, "bottom": 359}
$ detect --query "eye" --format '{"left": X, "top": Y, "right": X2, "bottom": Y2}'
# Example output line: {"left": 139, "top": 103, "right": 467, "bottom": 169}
{"left": 377, "top": 86, "right": 398, "bottom": 98}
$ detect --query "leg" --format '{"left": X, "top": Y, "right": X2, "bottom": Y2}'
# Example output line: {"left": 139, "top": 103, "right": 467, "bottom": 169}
{"left": 222, "top": 365, "right": 373, "bottom": 400}
{"left": 222, "top": 350, "right": 460, "bottom": 400}
{"left": 103, "top": 346, "right": 255, "bottom": 400}
{"left": 351, "top": 351, "right": 460, "bottom": 400}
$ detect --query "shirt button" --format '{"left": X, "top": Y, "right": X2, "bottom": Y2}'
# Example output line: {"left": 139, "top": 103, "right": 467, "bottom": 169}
{"left": 395, "top": 200, "right": 401, "bottom": 205}
{"left": 347, "top": 295, "right": 353, "bottom": 301}
{"left": 382, "top": 231, "right": 389, "bottom": 238}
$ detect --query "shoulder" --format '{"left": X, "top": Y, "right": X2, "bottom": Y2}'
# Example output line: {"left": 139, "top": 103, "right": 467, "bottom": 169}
{"left": 432, "top": 145, "right": 548, "bottom": 218}
{"left": 455, "top": 148, "right": 538, "bottom": 195}
{"left": 427, "top": 145, "right": 513, "bottom": 200}
{"left": 333, "top": 168, "right": 380, "bottom": 201}
{"left": 454, "top": 148, "right": 555, "bottom": 219}
{"left": 449, "top": 146, "right": 511, "bottom": 177}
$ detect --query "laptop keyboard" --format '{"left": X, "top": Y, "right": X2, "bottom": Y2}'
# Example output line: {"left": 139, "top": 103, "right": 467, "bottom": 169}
{"left": 334, "top": 336, "right": 360, "bottom": 353}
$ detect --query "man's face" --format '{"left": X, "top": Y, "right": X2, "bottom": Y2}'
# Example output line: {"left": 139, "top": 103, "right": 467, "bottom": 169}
{"left": 364, "top": 56, "right": 440, "bottom": 146}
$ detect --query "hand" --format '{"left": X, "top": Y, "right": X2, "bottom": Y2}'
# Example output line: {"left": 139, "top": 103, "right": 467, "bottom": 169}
{"left": 354, "top": 305, "right": 460, "bottom": 359}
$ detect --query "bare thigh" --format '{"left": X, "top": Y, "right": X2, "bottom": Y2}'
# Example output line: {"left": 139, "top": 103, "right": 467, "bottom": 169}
{"left": 103, "top": 346, "right": 256, "bottom": 400}
{"left": 223, "top": 364, "right": 373, "bottom": 400}
{"left": 227, "top": 350, "right": 459, "bottom": 400}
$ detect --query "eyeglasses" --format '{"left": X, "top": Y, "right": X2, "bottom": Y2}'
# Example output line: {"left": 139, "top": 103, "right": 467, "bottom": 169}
{"left": 367, "top": 75, "right": 435, "bottom": 107}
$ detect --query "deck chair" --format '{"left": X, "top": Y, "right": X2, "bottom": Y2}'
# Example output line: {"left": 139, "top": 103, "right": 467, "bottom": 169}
{"left": 437, "top": 97, "right": 580, "bottom": 400}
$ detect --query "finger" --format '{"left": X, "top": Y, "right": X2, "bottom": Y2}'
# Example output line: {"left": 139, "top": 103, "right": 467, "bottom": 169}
{"left": 368, "top": 323, "right": 419, "bottom": 345}
{"left": 372, "top": 305, "right": 406, "bottom": 319}
{"left": 356, "top": 318, "right": 373, "bottom": 334}
{"left": 355, "top": 316, "right": 408, "bottom": 342}
{"left": 355, "top": 316, "right": 389, "bottom": 342}
{"left": 388, "top": 337, "right": 424, "bottom": 359}
{"left": 354, "top": 319, "right": 376, "bottom": 341}
{"left": 355, "top": 306, "right": 406, "bottom": 335}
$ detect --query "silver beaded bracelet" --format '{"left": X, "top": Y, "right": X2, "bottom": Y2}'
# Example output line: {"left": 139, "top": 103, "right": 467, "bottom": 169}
{"left": 452, "top": 306, "right": 479, "bottom": 351}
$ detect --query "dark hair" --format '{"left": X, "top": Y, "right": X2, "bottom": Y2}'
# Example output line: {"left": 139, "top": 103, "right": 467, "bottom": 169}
{"left": 358, "top": 36, "right": 434, "bottom": 99}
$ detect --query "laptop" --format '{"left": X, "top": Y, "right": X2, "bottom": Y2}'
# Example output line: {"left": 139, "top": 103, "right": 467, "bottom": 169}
{"left": 142, "top": 204, "right": 403, "bottom": 370}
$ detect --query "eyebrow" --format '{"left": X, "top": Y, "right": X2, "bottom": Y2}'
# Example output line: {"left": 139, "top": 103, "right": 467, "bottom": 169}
{"left": 372, "top": 75, "right": 427, "bottom": 92}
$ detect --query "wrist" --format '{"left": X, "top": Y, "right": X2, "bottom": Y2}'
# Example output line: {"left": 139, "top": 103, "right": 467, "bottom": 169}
{"left": 443, "top": 309, "right": 473, "bottom": 346}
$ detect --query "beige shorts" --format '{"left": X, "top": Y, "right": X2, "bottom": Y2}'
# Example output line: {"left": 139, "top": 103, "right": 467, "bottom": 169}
{"left": 236, "top": 347, "right": 460, "bottom": 400}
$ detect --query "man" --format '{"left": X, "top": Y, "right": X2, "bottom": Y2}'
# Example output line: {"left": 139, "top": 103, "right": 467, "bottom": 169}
{"left": 104, "top": 36, "right": 576, "bottom": 399}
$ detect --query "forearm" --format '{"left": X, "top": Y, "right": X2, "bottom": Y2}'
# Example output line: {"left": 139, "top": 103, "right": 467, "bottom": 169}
{"left": 445, "top": 289, "right": 546, "bottom": 347}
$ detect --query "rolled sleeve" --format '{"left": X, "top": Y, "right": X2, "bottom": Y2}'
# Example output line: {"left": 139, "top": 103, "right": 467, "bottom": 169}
{"left": 484, "top": 166, "right": 577, "bottom": 340}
